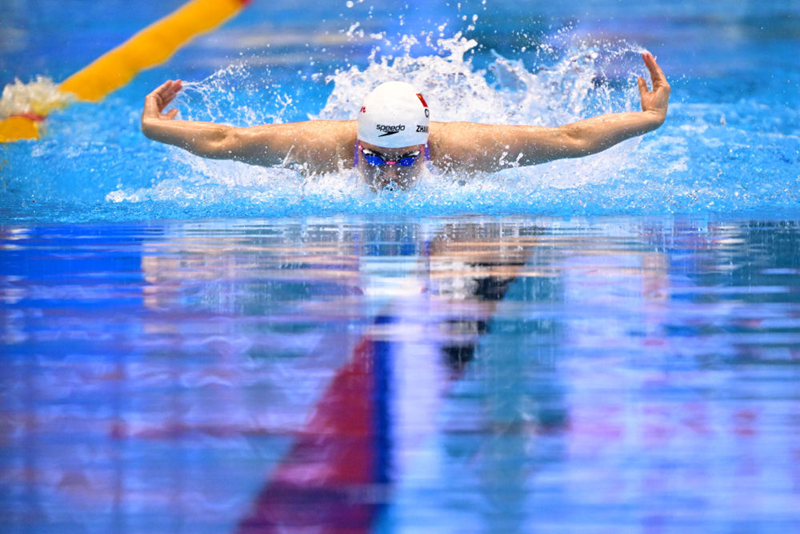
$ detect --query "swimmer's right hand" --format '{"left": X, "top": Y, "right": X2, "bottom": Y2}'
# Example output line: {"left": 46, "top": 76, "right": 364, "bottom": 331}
{"left": 637, "top": 54, "right": 670, "bottom": 125}
{"left": 142, "top": 80, "right": 183, "bottom": 126}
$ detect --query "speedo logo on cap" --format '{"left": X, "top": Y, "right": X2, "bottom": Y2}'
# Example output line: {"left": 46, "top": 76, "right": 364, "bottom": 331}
{"left": 376, "top": 124, "right": 405, "bottom": 137}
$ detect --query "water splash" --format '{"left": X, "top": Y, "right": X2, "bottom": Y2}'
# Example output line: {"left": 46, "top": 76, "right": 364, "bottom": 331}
{"left": 105, "top": 32, "right": 659, "bottom": 216}
{"left": 7, "top": 28, "right": 799, "bottom": 223}
{"left": 0, "top": 77, "right": 73, "bottom": 118}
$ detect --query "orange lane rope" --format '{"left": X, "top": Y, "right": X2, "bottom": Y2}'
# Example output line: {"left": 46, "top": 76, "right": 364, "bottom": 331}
{"left": 0, "top": 0, "right": 251, "bottom": 143}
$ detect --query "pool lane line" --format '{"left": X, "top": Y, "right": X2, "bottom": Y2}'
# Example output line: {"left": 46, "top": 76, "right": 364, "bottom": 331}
{"left": 0, "top": 0, "right": 252, "bottom": 143}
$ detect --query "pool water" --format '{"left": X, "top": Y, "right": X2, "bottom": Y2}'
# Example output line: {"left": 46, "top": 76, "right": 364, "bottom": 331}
{"left": 2, "top": 0, "right": 799, "bottom": 220}
{"left": 3, "top": 217, "right": 800, "bottom": 533}
{"left": 2, "top": 0, "right": 800, "bottom": 532}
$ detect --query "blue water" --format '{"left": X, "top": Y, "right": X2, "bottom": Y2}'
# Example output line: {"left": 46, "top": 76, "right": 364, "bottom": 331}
{"left": 2, "top": 1, "right": 800, "bottom": 532}
{"left": 2, "top": 0, "right": 799, "bottom": 221}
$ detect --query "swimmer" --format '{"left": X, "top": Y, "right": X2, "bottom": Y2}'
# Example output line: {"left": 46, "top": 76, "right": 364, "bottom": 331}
{"left": 141, "top": 52, "right": 669, "bottom": 191}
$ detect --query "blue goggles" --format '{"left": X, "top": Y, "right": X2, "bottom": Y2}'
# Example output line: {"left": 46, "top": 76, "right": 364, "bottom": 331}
{"left": 361, "top": 146, "right": 421, "bottom": 167}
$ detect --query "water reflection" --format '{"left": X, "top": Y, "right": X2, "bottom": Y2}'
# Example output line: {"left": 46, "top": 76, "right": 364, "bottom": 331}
{"left": 1, "top": 218, "right": 800, "bottom": 532}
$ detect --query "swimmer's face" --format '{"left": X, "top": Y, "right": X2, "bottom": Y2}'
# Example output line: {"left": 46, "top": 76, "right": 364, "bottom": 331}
{"left": 357, "top": 141, "right": 425, "bottom": 192}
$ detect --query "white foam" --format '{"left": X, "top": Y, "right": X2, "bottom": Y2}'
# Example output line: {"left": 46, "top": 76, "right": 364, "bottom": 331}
{"left": 0, "top": 76, "right": 73, "bottom": 118}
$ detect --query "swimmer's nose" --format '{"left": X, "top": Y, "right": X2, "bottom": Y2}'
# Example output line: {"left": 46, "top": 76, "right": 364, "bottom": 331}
{"left": 381, "top": 164, "right": 400, "bottom": 179}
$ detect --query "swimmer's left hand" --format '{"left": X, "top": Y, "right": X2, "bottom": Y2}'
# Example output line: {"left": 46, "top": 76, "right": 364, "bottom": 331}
{"left": 142, "top": 79, "right": 183, "bottom": 123}
{"left": 638, "top": 53, "right": 670, "bottom": 125}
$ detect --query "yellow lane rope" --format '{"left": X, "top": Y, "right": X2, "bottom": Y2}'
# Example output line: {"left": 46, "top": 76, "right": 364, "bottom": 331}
{"left": 0, "top": 0, "right": 251, "bottom": 143}
{"left": 0, "top": 116, "right": 41, "bottom": 143}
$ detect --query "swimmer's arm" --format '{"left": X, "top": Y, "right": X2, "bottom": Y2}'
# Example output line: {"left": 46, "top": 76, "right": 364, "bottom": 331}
{"left": 541, "top": 52, "right": 669, "bottom": 163}
{"left": 141, "top": 80, "right": 237, "bottom": 158}
{"left": 141, "top": 115, "right": 283, "bottom": 164}
{"left": 141, "top": 80, "right": 354, "bottom": 169}
{"left": 142, "top": 119, "right": 353, "bottom": 169}
{"left": 434, "top": 52, "right": 670, "bottom": 172}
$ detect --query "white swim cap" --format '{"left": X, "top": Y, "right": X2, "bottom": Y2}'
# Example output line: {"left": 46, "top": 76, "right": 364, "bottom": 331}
{"left": 357, "top": 81, "right": 430, "bottom": 148}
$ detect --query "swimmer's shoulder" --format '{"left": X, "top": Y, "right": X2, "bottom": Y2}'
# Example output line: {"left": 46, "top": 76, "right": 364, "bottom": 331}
{"left": 295, "top": 119, "right": 357, "bottom": 156}
{"left": 427, "top": 121, "right": 485, "bottom": 169}
{"left": 313, "top": 120, "right": 358, "bottom": 171}
{"left": 275, "top": 119, "right": 356, "bottom": 142}
{"left": 256, "top": 120, "right": 355, "bottom": 173}
{"left": 314, "top": 119, "right": 357, "bottom": 157}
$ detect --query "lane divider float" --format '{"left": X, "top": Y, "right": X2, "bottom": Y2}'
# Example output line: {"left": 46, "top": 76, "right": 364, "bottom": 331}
{"left": 0, "top": 0, "right": 251, "bottom": 143}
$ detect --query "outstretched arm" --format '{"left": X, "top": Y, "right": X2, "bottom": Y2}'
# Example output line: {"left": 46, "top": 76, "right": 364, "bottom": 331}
{"left": 557, "top": 52, "right": 670, "bottom": 156}
{"left": 141, "top": 80, "right": 355, "bottom": 171}
{"left": 433, "top": 52, "right": 670, "bottom": 172}
{"left": 141, "top": 80, "right": 243, "bottom": 159}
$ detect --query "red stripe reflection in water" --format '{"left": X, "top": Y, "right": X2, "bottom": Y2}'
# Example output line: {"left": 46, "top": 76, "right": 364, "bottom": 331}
{"left": 235, "top": 335, "right": 382, "bottom": 534}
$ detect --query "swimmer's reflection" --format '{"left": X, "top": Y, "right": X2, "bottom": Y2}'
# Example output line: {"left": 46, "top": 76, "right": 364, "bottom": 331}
{"left": 425, "top": 224, "right": 530, "bottom": 375}
{"left": 138, "top": 221, "right": 562, "bottom": 532}
{"left": 231, "top": 223, "right": 546, "bottom": 532}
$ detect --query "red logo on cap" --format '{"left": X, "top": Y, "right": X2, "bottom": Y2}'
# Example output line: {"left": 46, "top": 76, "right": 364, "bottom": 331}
{"left": 416, "top": 93, "right": 428, "bottom": 107}
{"left": 360, "top": 106, "right": 366, "bottom": 113}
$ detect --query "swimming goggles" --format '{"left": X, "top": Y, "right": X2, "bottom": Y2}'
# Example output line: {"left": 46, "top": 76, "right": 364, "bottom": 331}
{"left": 360, "top": 145, "right": 421, "bottom": 167}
